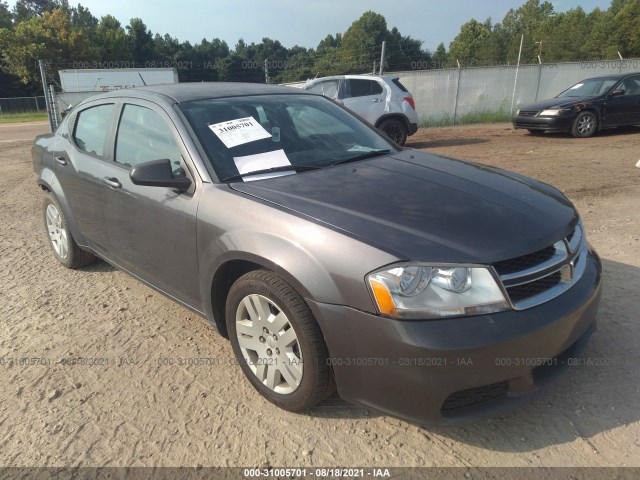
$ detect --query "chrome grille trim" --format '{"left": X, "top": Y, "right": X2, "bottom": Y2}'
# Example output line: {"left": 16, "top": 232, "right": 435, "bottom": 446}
{"left": 493, "top": 223, "right": 586, "bottom": 310}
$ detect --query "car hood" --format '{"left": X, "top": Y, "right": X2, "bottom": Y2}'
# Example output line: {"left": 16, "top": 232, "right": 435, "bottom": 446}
{"left": 517, "top": 96, "right": 598, "bottom": 112}
{"left": 230, "top": 150, "right": 578, "bottom": 263}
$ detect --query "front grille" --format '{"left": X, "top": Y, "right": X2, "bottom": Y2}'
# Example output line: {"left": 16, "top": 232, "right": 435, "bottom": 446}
{"left": 493, "top": 245, "right": 556, "bottom": 276}
{"left": 493, "top": 223, "right": 586, "bottom": 310}
{"left": 507, "top": 271, "right": 562, "bottom": 303}
{"left": 518, "top": 110, "right": 538, "bottom": 117}
{"left": 441, "top": 382, "right": 508, "bottom": 414}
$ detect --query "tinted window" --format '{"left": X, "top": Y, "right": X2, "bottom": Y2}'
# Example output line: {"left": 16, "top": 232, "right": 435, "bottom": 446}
{"left": 115, "top": 104, "right": 181, "bottom": 167}
{"left": 620, "top": 76, "right": 640, "bottom": 95}
{"left": 349, "top": 79, "right": 384, "bottom": 97}
{"left": 73, "top": 104, "right": 114, "bottom": 156}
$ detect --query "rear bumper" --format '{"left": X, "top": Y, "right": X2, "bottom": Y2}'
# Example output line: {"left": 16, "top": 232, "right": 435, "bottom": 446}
{"left": 309, "top": 246, "right": 602, "bottom": 426}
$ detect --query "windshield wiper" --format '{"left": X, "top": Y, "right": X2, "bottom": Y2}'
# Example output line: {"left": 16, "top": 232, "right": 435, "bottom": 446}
{"left": 328, "top": 149, "right": 392, "bottom": 167}
{"left": 220, "top": 164, "right": 322, "bottom": 183}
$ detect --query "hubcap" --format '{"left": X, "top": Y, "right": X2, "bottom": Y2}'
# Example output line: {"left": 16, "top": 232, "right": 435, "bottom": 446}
{"left": 235, "top": 294, "right": 303, "bottom": 394}
{"left": 46, "top": 204, "right": 69, "bottom": 259}
{"left": 577, "top": 115, "right": 595, "bottom": 135}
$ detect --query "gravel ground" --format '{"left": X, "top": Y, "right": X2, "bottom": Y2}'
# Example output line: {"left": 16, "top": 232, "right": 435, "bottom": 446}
{"left": 1, "top": 122, "right": 639, "bottom": 468}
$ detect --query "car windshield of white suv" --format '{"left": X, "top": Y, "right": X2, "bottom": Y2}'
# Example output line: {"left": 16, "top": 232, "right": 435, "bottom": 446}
{"left": 179, "top": 94, "right": 397, "bottom": 182}
{"left": 557, "top": 77, "right": 619, "bottom": 98}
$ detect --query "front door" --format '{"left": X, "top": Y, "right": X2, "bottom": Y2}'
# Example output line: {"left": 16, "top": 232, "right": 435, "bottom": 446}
{"left": 99, "top": 101, "right": 202, "bottom": 307}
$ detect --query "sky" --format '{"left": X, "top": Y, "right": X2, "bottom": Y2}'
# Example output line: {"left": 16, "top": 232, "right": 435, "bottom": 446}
{"left": 7, "top": 0, "right": 613, "bottom": 51}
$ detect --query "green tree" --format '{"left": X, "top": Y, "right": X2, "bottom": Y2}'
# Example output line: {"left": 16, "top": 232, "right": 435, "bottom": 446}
{"left": 340, "top": 11, "right": 388, "bottom": 72}
{"left": 126, "top": 17, "right": 153, "bottom": 64}
{"left": 0, "top": 7, "right": 90, "bottom": 83}
{"left": 448, "top": 18, "right": 493, "bottom": 66}
{"left": 432, "top": 42, "right": 448, "bottom": 68}
{"left": 0, "top": 1, "right": 12, "bottom": 29}
{"left": 614, "top": 0, "right": 640, "bottom": 57}
{"left": 12, "top": 0, "right": 68, "bottom": 23}
{"left": 95, "top": 15, "right": 131, "bottom": 62}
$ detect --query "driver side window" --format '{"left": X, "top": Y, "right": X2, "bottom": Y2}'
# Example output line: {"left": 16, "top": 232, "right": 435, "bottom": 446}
{"left": 115, "top": 104, "right": 181, "bottom": 168}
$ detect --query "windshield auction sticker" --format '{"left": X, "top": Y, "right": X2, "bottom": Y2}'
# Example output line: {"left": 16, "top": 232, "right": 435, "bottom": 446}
{"left": 233, "top": 149, "right": 292, "bottom": 181}
{"left": 209, "top": 117, "right": 271, "bottom": 148}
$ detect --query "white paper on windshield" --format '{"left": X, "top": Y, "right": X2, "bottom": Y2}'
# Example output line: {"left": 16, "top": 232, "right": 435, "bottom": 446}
{"left": 233, "top": 149, "right": 293, "bottom": 182}
{"left": 209, "top": 116, "right": 271, "bottom": 149}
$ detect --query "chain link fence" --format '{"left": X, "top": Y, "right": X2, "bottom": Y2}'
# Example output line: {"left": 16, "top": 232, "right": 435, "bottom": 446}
{"left": 393, "top": 58, "right": 640, "bottom": 125}
{"left": 0, "top": 96, "right": 47, "bottom": 115}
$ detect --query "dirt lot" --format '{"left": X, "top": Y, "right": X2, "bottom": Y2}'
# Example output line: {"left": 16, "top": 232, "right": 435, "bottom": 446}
{"left": 1, "top": 122, "right": 639, "bottom": 468}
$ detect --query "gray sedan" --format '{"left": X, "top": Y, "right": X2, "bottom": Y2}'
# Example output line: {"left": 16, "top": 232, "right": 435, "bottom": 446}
{"left": 33, "top": 83, "right": 602, "bottom": 425}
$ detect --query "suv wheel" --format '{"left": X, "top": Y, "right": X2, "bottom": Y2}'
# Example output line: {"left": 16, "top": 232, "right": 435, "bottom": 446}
{"left": 379, "top": 118, "right": 408, "bottom": 145}
{"left": 226, "top": 271, "right": 335, "bottom": 411}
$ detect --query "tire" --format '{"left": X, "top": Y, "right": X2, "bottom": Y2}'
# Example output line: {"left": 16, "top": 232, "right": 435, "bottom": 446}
{"left": 43, "top": 193, "right": 95, "bottom": 269}
{"left": 226, "top": 270, "right": 335, "bottom": 411}
{"left": 570, "top": 111, "right": 597, "bottom": 138}
{"left": 527, "top": 129, "right": 545, "bottom": 135}
{"left": 378, "top": 118, "right": 408, "bottom": 145}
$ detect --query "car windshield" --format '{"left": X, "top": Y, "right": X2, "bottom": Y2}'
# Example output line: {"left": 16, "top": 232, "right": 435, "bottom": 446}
{"left": 178, "top": 94, "right": 397, "bottom": 182}
{"left": 557, "top": 77, "right": 619, "bottom": 98}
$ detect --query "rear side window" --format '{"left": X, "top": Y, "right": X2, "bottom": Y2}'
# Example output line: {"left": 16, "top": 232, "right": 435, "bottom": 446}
{"left": 348, "top": 79, "right": 383, "bottom": 97}
{"left": 73, "top": 104, "right": 114, "bottom": 157}
{"left": 392, "top": 78, "right": 409, "bottom": 92}
{"left": 115, "top": 104, "right": 181, "bottom": 167}
{"left": 309, "top": 80, "right": 339, "bottom": 99}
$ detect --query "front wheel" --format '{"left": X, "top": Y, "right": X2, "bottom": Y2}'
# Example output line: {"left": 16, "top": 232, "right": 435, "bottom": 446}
{"left": 378, "top": 118, "right": 408, "bottom": 145}
{"left": 226, "top": 271, "right": 334, "bottom": 411}
{"left": 43, "top": 193, "right": 95, "bottom": 269}
{"left": 570, "top": 111, "right": 597, "bottom": 138}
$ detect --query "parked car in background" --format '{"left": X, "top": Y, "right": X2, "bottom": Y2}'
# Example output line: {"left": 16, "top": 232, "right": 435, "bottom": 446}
{"left": 512, "top": 73, "right": 640, "bottom": 137}
{"left": 33, "top": 83, "right": 602, "bottom": 426}
{"left": 302, "top": 74, "right": 418, "bottom": 145}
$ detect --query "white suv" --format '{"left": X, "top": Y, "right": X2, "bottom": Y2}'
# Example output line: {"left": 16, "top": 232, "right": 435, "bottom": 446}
{"left": 302, "top": 75, "right": 418, "bottom": 145}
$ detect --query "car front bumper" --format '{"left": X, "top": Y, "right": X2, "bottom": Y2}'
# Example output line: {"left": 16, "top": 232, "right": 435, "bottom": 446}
{"left": 308, "top": 246, "right": 602, "bottom": 426}
{"left": 512, "top": 114, "right": 576, "bottom": 132}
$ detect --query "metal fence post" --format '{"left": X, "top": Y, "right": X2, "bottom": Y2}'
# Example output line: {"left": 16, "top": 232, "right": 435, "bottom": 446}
{"left": 39, "top": 60, "right": 55, "bottom": 132}
{"left": 534, "top": 62, "right": 543, "bottom": 101}
{"left": 453, "top": 61, "right": 462, "bottom": 124}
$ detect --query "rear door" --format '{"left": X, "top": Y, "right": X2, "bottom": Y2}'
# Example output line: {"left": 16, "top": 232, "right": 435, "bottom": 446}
{"left": 99, "top": 100, "right": 202, "bottom": 307}
{"left": 53, "top": 102, "right": 116, "bottom": 252}
{"left": 341, "top": 78, "right": 386, "bottom": 125}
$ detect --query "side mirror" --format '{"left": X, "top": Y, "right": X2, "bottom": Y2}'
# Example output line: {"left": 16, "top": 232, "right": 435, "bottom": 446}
{"left": 609, "top": 89, "right": 624, "bottom": 97}
{"left": 130, "top": 159, "right": 192, "bottom": 190}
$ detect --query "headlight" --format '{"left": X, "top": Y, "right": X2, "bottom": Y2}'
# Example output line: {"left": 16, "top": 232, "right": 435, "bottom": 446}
{"left": 539, "top": 108, "right": 567, "bottom": 116}
{"left": 367, "top": 264, "right": 509, "bottom": 319}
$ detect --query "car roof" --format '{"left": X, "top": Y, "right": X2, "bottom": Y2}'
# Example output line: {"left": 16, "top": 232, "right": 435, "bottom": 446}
{"left": 580, "top": 73, "right": 640, "bottom": 81}
{"left": 307, "top": 74, "right": 396, "bottom": 82}
{"left": 94, "top": 82, "right": 313, "bottom": 104}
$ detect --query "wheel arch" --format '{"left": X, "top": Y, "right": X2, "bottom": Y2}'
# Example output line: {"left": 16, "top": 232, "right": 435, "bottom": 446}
{"left": 205, "top": 249, "right": 339, "bottom": 339}
{"left": 374, "top": 113, "right": 410, "bottom": 130}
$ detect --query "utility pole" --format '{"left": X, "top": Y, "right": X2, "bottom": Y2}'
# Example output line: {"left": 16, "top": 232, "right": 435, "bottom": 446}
{"left": 378, "top": 41, "right": 386, "bottom": 75}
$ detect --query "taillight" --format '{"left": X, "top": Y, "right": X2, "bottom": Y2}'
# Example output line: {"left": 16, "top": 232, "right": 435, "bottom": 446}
{"left": 403, "top": 96, "right": 415, "bottom": 110}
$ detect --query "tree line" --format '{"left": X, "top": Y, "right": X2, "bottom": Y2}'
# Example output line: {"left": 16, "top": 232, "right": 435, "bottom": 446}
{"left": 0, "top": 0, "right": 638, "bottom": 97}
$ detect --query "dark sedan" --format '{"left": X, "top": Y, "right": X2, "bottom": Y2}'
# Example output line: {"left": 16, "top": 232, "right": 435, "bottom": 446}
{"left": 513, "top": 72, "right": 640, "bottom": 137}
{"left": 33, "top": 83, "right": 602, "bottom": 425}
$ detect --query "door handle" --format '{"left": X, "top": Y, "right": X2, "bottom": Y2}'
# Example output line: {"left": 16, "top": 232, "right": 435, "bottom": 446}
{"left": 54, "top": 156, "right": 67, "bottom": 166}
{"left": 372, "top": 98, "right": 382, "bottom": 103}
{"left": 103, "top": 177, "right": 122, "bottom": 189}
